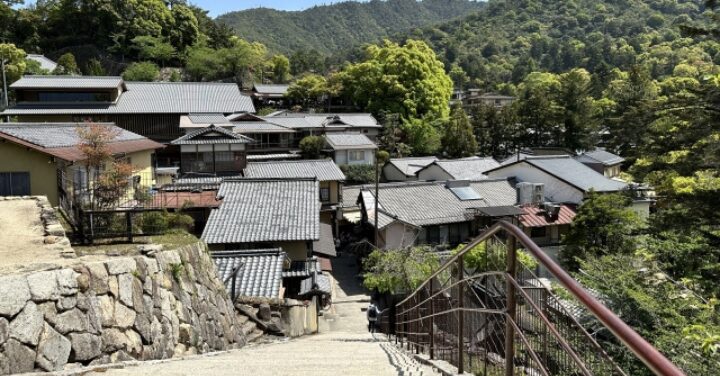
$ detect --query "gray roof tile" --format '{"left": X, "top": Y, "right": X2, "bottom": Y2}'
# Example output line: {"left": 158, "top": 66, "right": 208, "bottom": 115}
{"left": 170, "top": 125, "right": 253, "bottom": 145}
{"left": 428, "top": 157, "right": 500, "bottom": 180}
{"left": 187, "top": 113, "right": 232, "bottom": 125}
{"left": 385, "top": 157, "right": 438, "bottom": 177}
{"left": 253, "top": 84, "right": 290, "bottom": 95}
{"left": 313, "top": 222, "right": 337, "bottom": 257}
{"left": 299, "top": 273, "right": 332, "bottom": 296}
{"left": 360, "top": 179, "right": 518, "bottom": 226}
{"left": 26, "top": 55, "right": 58, "bottom": 71}
{"left": 325, "top": 133, "right": 377, "bottom": 150}
{"left": 202, "top": 179, "right": 320, "bottom": 244}
{"left": 212, "top": 249, "right": 286, "bottom": 299}
{"left": 0, "top": 122, "right": 144, "bottom": 148}
{"left": 244, "top": 159, "right": 345, "bottom": 181}
{"left": 575, "top": 149, "right": 625, "bottom": 166}
{"left": 494, "top": 156, "right": 628, "bottom": 192}
{"left": 11, "top": 75, "right": 123, "bottom": 89}
{"left": 4, "top": 79, "right": 255, "bottom": 115}
{"left": 283, "top": 257, "right": 320, "bottom": 278}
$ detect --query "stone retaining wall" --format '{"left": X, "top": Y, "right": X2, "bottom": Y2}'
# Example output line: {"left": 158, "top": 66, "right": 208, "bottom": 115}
{"left": 0, "top": 242, "right": 245, "bottom": 374}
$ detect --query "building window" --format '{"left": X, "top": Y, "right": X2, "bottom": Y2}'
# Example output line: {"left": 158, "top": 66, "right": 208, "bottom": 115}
{"left": 320, "top": 187, "right": 330, "bottom": 202}
{"left": 530, "top": 227, "right": 547, "bottom": 238}
{"left": 426, "top": 226, "right": 440, "bottom": 244}
{"left": 348, "top": 150, "right": 365, "bottom": 162}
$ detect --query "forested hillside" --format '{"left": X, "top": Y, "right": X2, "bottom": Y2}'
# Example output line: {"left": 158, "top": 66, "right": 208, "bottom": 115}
{"left": 401, "top": 0, "right": 710, "bottom": 89}
{"left": 217, "top": 0, "right": 484, "bottom": 55}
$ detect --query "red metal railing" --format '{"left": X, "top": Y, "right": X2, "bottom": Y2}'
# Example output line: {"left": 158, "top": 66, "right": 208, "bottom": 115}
{"left": 393, "top": 221, "right": 685, "bottom": 376}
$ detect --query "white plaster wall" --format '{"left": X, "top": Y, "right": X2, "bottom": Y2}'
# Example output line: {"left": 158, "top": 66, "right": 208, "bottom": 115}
{"left": 487, "top": 163, "right": 585, "bottom": 203}
{"left": 382, "top": 222, "right": 418, "bottom": 250}
{"left": 382, "top": 164, "right": 413, "bottom": 182}
{"left": 417, "top": 165, "right": 453, "bottom": 181}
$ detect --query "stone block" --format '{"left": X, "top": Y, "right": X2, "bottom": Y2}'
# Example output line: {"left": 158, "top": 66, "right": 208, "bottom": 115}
{"left": 0, "top": 275, "right": 31, "bottom": 317}
{"left": 4, "top": 339, "right": 35, "bottom": 374}
{"left": 56, "top": 296, "right": 77, "bottom": 311}
{"left": 54, "top": 308, "right": 88, "bottom": 334}
{"left": 86, "top": 263, "right": 109, "bottom": 295}
{"left": 27, "top": 270, "right": 60, "bottom": 301}
{"left": 37, "top": 302, "right": 58, "bottom": 326}
{"left": 108, "top": 276, "right": 119, "bottom": 298}
{"left": 0, "top": 318, "right": 7, "bottom": 346}
{"left": 106, "top": 258, "right": 137, "bottom": 275}
{"left": 9, "top": 302, "right": 43, "bottom": 346}
{"left": 98, "top": 295, "right": 115, "bottom": 327}
{"left": 132, "top": 279, "right": 145, "bottom": 314}
{"left": 36, "top": 323, "right": 72, "bottom": 371}
{"left": 101, "top": 328, "right": 127, "bottom": 353}
{"left": 134, "top": 313, "right": 152, "bottom": 343}
{"left": 118, "top": 274, "right": 134, "bottom": 307}
{"left": 114, "top": 302, "right": 136, "bottom": 329}
{"left": 110, "top": 350, "right": 135, "bottom": 363}
{"left": 57, "top": 269, "right": 78, "bottom": 296}
{"left": 46, "top": 224, "right": 65, "bottom": 237}
{"left": 178, "top": 323, "right": 193, "bottom": 345}
{"left": 68, "top": 333, "right": 102, "bottom": 362}
{"left": 258, "top": 303, "right": 272, "bottom": 321}
{"left": 125, "top": 329, "right": 143, "bottom": 357}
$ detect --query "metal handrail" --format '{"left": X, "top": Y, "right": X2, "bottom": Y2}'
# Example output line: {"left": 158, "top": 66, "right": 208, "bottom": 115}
{"left": 395, "top": 220, "right": 685, "bottom": 376}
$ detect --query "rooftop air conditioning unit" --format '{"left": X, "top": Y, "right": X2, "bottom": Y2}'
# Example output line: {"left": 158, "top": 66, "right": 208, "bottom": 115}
{"left": 532, "top": 183, "right": 544, "bottom": 204}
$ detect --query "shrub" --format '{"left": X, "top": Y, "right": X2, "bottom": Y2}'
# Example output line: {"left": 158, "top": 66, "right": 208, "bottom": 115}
{"left": 141, "top": 211, "right": 169, "bottom": 234}
{"left": 299, "top": 135, "right": 325, "bottom": 158}
{"left": 167, "top": 212, "right": 194, "bottom": 232}
{"left": 122, "top": 61, "right": 160, "bottom": 81}
{"left": 340, "top": 164, "right": 376, "bottom": 184}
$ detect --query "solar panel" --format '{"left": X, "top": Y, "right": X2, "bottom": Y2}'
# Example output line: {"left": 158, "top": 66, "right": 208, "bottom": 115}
{"left": 449, "top": 186, "right": 483, "bottom": 201}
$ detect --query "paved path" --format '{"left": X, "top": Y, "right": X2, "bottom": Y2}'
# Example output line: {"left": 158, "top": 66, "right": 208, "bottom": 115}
{"left": 96, "top": 253, "right": 439, "bottom": 376}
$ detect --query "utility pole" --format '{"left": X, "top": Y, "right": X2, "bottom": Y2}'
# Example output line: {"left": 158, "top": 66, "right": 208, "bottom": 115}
{"left": 374, "top": 148, "right": 380, "bottom": 248}
{"left": 1, "top": 58, "right": 8, "bottom": 123}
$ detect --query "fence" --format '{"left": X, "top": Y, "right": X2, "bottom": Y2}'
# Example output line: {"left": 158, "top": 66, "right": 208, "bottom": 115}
{"left": 392, "top": 221, "right": 685, "bottom": 376}
{"left": 58, "top": 169, "right": 221, "bottom": 243}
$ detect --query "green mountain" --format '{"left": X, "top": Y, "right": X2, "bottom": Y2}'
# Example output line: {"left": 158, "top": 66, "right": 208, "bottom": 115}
{"left": 216, "top": 0, "right": 485, "bottom": 55}
{"left": 399, "top": 0, "right": 709, "bottom": 88}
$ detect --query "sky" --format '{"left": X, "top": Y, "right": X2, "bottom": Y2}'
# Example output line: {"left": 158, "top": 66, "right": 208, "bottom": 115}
{"left": 192, "top": 1, "right": 368, "bottom": 17}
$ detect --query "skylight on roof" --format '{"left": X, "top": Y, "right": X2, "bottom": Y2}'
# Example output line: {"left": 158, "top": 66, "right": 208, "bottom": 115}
{"left": 449, "top": 186, "right": 483, "bottom": 201}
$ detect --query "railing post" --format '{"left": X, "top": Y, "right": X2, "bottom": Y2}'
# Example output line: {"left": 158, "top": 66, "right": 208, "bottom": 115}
{"left": 505, "top": 235, "right": 517, "bottom": 376}
{"left": 429, "top": 279, "right": 435, "bottom": 360}
{"left": 457, "top": 253, "right": 464, "bottom": 374}
{"left": 126, "top": 211, "right": 133, "bottom": 243}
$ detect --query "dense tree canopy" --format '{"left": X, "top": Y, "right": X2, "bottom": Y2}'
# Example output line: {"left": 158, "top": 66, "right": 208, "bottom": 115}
{"left": 339, "top": 40, "right": 453, "bottom": 119}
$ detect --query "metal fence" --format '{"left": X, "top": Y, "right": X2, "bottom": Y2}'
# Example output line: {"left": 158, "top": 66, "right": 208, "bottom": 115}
{"left": 392, "top": 221, "right": 685, "bottom": 376}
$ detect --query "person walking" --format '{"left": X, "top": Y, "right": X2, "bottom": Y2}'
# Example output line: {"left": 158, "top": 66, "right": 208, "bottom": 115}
{"left": 367, "top": 302, "right": 379, "bottom": 333}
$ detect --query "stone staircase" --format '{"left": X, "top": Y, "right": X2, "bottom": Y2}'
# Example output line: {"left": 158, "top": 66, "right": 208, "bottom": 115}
{"left": 379, "top": 339, "right": 441, "bottom": 376}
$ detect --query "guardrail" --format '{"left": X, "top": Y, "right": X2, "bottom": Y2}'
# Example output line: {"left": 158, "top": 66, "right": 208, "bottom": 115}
{"left": 393, "top": 221, "right": 685, "bottom": 376}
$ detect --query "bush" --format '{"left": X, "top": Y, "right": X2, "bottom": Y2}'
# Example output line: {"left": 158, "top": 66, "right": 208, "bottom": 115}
{"left": 141, "top": 211, "right": 169, "bottom": 234}
{"left": 299, "top": 135, "right": 325, "bottom": 158}
{"left": 122, "top": 61, "right": 160, "bottom": 81}
{"left": 340, "top": 164, "right": 376, "bottom": 184}
{"left": 167, "top": 212, "right": 194, "bottom": 232}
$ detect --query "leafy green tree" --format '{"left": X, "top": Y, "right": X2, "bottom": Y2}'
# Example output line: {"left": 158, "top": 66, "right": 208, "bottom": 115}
{"left": 561, "top": 192, "right": 643, "bottom": 270}
{"left": 516, "top": 71, "right": 562, "bottom": 146}
{"left": 340, "top": 165, "right": 376, "bottom": 184}
{"left": 339, "top": 39, "right": 453, "bottom": 119}
{"left": 287, "top": 74, "right": 326, "bottom": 107}
{"left": 219, "top": 38, "right": 267, "bottom": 87}
{"left": 576, "top": 254, "right": 720, "bottom": 376}
{"left": 131, "top": 36, "right": 175, "bottom": 67}
{"left": 402, "top": 117, "right": 441, "bottom": 156}
{"left": 169, "top": 4, "right": 200, "bottom": 51}
{"left": 184, "top": 45, "right": 224, "bottom": 81}
{"left": 442, "top": 103, "right": 477, "bottom": 158}
{"left": 53, "top": 52, "right": 79, "bottom": 75}
{"left": 84, "top": 59, "right": 106, "bottom": 76}
{"left": 24, "top": 58, "right": 49, "bottom": 75}
{"left": 122, "top": 61, "right": 159, "bottom": 81}
{"left": 298, "top": 135, "right": 324, "bottom": 159}
{"left": 449, "top": 63, "right": 469, "bottom": 90}
{"left": 470, "top": 103, "right": 520, "bottom": 157}
{"left": 266, "top": 54, "right": 290, "bottom": 83}
{"left": 557, "top": 68, "right": 599, "bottom": 150}
{"left": 363, "top": 246, "right": 439, "bottom": 294}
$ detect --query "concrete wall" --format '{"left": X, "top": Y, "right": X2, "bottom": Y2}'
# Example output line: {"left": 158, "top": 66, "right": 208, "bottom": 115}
{"left": 127, "top": 150, "right": 156, "bottom": 188}
{"left": 487, "top": 163, "right": 585, "bottom": 203}
{"left": 417, "top": 164, "right": 453, "bottom": 182}
{"left": 0, "top": 242, "right": 246, "bottom": 374}
{"left": 0, "top": 142, "right": 60, "bottom": 205}
{"left": 381, "top": 222, "right": 418, "bottom": 250}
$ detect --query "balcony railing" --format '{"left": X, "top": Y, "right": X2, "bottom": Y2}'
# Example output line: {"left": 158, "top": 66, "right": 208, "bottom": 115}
{"left": 391, "top": 221, "right": 685, "bottom": 376}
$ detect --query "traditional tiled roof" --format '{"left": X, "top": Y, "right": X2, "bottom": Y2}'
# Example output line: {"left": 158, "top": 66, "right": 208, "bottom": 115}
{"left": 244, "top": 159, "right": 345, "bottom": 182}
{"left": 575, "top": 149, "right": 625, "bottom": 166}
{"left": 324, "top": 133, "right": 377, "bottom": 150}
{"left": 253, "top": 84, "right": 290, "bottom": 96}
{"left": 519, "top": 204, "right": 577, "bottom": 228}
{"left": 265, "top": 112, "right": 381, "bottom": 129}
{"left": 0, "top": 123, "right": 162, "bottom": 162}
{"left": 212, "top": 249, "right": 286, "bottom": 299}
{"left": 11, "top": 75, "right": 123, "bottom": 89}
{"left": 384, "top": 157, "right": 438, "bottom": 178}
{"left": 488, "top": 156, "right": 628, "bottom": 193}
{"left": 202, "top": 179, "right": 320, "bottom": 244}
{"left": 299, "top": 273, "right": 332, "bottom": 296}
{"left": 421, "top": 157, "right": 500, "bottom": 180}
{"left": 313, "top": 222, "right": 337, "bottom": 257}
{"left": 233, "top": 122, "right": 294, "bottom": 133}
{"left": 360, "top": 179, "right": 518, "bottom": 227}
{"left": 4, "top": 79, "right": 255, "bottom": 115}
{"left": 170, "top": 125, "right": 253, "bottom": 145}
{"left": 26, "top": 55, "right": 58, "bottom": 72}
{"left": 246, "top": 153, "right": 301, "bottom": 161}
